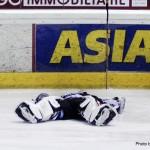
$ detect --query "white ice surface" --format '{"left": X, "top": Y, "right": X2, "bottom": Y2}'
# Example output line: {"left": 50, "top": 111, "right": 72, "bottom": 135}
{"left": 0, "top": 89, "right": 150, "bottom": 150}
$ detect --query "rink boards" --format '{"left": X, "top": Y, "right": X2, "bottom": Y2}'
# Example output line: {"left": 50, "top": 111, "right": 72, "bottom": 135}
{"left": 34, "top": 24, "right": 150, "bottom": 72}
{"left": 0, "top": 72, "right": 150, "bottom": 88}
{"left": 0, "top": 11, "right": 150, "bottom": 88}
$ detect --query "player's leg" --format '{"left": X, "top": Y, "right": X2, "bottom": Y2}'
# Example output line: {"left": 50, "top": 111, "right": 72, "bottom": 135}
{"left": 79, "top": 96, "right": 118, "bottom": 126}
{"left": 15, "top": 94, "right": 63, "bottom": 123}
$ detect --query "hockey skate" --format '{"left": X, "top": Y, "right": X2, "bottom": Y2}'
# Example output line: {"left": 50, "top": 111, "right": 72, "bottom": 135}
{"left": 90, "top": 104, "right": 118, "bottom": 126}
{"left": 113, "top": 97, "right": 126, "bottom": 114}
{"left": 15, "top": 102, "right": 40, "bottom": 123}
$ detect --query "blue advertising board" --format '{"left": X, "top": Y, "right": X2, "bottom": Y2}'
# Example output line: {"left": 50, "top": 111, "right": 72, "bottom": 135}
{"left": 34, "top": 24, "right": 150, "bottom": 72}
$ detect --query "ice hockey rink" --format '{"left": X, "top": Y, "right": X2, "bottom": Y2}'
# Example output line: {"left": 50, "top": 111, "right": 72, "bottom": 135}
{"left": 0, "top": 89, "right": 150, "bottom": 150}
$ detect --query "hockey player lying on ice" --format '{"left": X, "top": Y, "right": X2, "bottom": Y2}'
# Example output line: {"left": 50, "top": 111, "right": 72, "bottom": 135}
{"left": 15, "top": 92, "right": 125, "bottom": 126}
